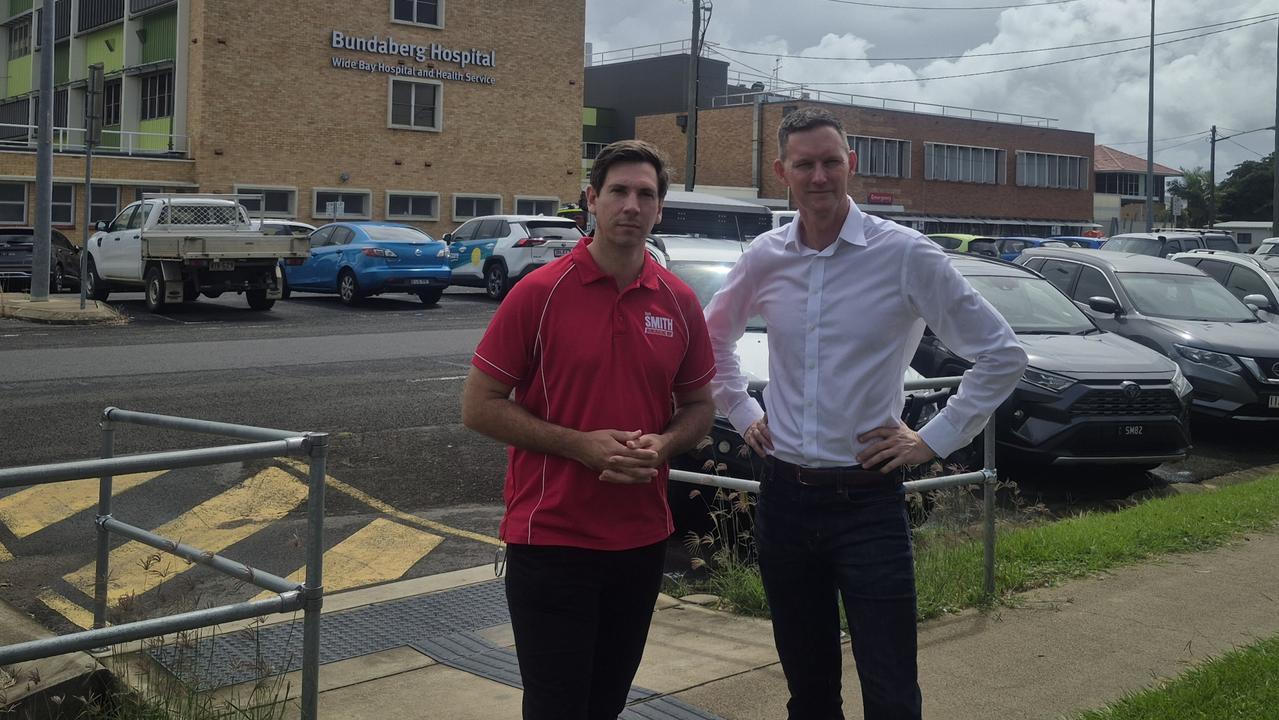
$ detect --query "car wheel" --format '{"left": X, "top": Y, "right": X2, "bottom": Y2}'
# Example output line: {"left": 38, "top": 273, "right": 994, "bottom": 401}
{"left": 144, "top": 266, "right": 166, "bottom": 313}
{"left": 485, "top": 262, "right": 510, "bottom": 300}
{"left": 202, "top": 290, "right": 223, "bottom": 299}
{"left": 246, "top": 289, "right": 274, "bottom": 311}
{"left": 338, "top": 269, "right": 362, "bottom": 306}
{"left": 417, "top": 287, "right": 444, "bottom": 305}
{"left": 85, "top": 258, "right": 109, "bottom": 301}
{"left": 52, "top": 265, "right": 65, "bottom": 293}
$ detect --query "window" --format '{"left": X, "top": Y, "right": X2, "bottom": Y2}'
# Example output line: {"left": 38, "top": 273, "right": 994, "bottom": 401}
{"left": 582, "top": 141, "right": 606, "bottom": 160}
{"left": 140, "top": 70, "right": 174, "bottom": 120}
{"left": 392, "top": 0, "right": 440, "bottom": 27}
{"left": 308, "top": 226, "right": 335, "bottom": 248}
{"left": 1225, "top": 267, "right": 1271, "bottom": 304}
{"left": 89, "top": 185, "right": 119, "bottom": 224}
{"left": 236, "top": 186, "right": 296, "bottom": 217}
{"left": 78, "top": 0, "right": 124, "bottom": 32}
{"left": 449, "top": 219, "right": 479, "bottom": 242}
{"left": 7, "top": 19, "right": 31, "bottom": 60}
{"left": 453, "top": 194, "right": 500, "bottom": 221}
{"left": 0, "top": 182, "right": 26, "bottom": 223}
{"left": 388, "top": 78, "right": 441, "bottom": 131}
{"left": 1039, "top": 260, "right": 1081, "bottom": 295}
{"left": 329, "top": 226, "right": 355, "bottom": 245}
{"left": 1017, "top": 152, "right": 1087, "bottom": 190}
{"left": 52, "top": 183, "right": 74, "bottom": 225}
{"left": 102, "top": 78, "right": 121, "bottom": 126}
{"left": 1072, "top": 267, "right": 1114, "bottom": 303}
{"left": 515, "top": 197, "right": 558, "bottom": 216}
{"left": 848, "top": 135, "right": 911, "bottom": 178}
{"left": 1196, "top": 260, "right": 1232, "bottom": 284}
{"left": 312, "top": 189, "right": 371, "bottom": 219}
{"left": 474, "top": 218, "right": 506, "bottom": 239}
{"left": 386, "top": 191, "right": 439, "bottom": 220}
{"left": 924, "top": 143, "right": 1005, "bottom": 184}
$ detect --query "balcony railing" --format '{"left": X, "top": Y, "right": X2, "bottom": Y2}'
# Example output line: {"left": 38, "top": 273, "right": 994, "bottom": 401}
{"left": 0, "top": 121, "right": 187, "bottom": 156}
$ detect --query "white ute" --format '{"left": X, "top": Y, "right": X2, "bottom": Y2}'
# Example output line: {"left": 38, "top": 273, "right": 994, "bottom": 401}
{"left": 84, "top": 194, "right": 309, "bottom": 312}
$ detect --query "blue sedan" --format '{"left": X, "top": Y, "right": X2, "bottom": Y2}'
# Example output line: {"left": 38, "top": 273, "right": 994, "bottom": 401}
{"left": 282, "top": 222, "right": 452, "bottom": 305}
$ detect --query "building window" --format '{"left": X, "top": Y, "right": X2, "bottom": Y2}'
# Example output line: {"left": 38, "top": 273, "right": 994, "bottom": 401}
{"left": 386, "top": 191, "right": 439, "bottom": 221}
{"left": 89, "top": 185, "right": 119, "bottom": 224}
{"left": 582, "top": 142, "right": 606, "bottom": 160}
{"left": 1097, "top": 173, "right": 1141, "bottom": 196}
{"left": 515, "top": 197, "right": 559, "bottom": 216}
{"left": 392, "top": 0, "right": 441, "bottom": 27}
{"left": 453, "top": 194, "right": 500, "bottom": 221}
{"left": 1017, "top": 152, "right": 1088, "bottom": 190}
{"left": 312, "top": 189, "right": 371, "bottom": 219}
{"left": 849, "top": 135, "right": 911, "bottom": 179}
{"left": 0, "top": 182, "right": 26, "bottom": 224}
{"left": 52, "top": 183, "right": 74, "bottom": 225}
{"left": 236, "top": 186, "right": 296, "bottom": 217}
{"left": 140, "top": 70, "right": 174, "bottom": 120}
{"left": 388, "top": 78, "right": 441, "bottom": 131}
{"left": 924, "top": 143, "right": 1005, "bottom": 185}
{"left": 7, "top": 18, "right": 31, "bottom": 60}
{"left": 103, "top": 78, "right": 121, "bottom": 126}
{"left": 78, "top": 0, "right": 125, "bottom": 33}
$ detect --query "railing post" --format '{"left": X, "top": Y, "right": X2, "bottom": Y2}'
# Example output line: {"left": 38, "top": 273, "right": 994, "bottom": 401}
{"left": 300, "top": 432, "right": 328, "bottom": 720}
{"left": 982, "top": 416, "right": 998, "bottom": 598}
{"left": 93, "top": 417, "right": 115, "bottom": 629}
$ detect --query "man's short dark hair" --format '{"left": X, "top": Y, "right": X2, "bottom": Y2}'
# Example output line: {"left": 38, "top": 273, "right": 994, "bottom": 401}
{"left": 777, "top": 107, "right": 848, "bottom": 159}
{"left": 589, "top": 140, "right": 671, "bottom": 199}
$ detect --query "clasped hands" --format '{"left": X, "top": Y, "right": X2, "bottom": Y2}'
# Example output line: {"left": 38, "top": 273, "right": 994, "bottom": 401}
{"left": 577, "top": 429, "right": 669, "bottom": 484}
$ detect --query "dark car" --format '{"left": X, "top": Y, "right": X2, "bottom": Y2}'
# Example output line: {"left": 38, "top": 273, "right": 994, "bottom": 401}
{"left": 912, "top": 254, "right": 1192, "bottom": 468}
{"left": 1019, "top": 247, "right": 1279, "bottom": 421}
{"left": 0, "top": 227, "right": 81, "bottom": 293}
{"left": 1101, "top": 231, "right": 1238, "bottom": 258}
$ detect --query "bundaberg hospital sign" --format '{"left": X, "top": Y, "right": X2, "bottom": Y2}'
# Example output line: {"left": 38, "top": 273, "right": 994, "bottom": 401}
{"left": 329, "top": 30, "right": 498, "bottom": 85}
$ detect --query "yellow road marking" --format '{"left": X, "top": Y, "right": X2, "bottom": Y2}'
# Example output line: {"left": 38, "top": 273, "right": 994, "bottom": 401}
{"left": 0, "top": 472, "right": 165, "bottom": 539}
{"left": 64, "top": 467, "right": 309, "bottom": 605}
{"left": 38, "top": 589, "right": 93, "bottom": 629}
{"left": 0, "top": 540, "right": 12, "bottom": 562}
{"left": 253, "top": 518, "right": 443, "bottom": 601}
{"left": 276, "top": 459, "right": 502, "bottom": 547}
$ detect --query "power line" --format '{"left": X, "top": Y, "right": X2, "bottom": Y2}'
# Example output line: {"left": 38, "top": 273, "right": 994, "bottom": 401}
{"left": 826, "top": 0, "right": 1084, "bottom": 10}
{"left": 1218, "top": 125, "right": 1276, "bottom": 141}
{"left": 757, "top": 16, "right": 1276, "bottom": 87}
{"left": 1223, "top": 137, "right": 1266, "bottom": 158}
{"left": 1155, "top": 135, "right": 1211, "bottom": 153}
{"left": 710, "top": 13, "right": 1277, "bottom": 63}
{"left": 1102, "top": 131, "right": 1210, "bottom": 147}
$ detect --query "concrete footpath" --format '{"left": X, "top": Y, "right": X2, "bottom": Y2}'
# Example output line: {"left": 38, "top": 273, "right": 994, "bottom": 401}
{"left": 81, "top": 529, "right": 1273, "bottom": 720}
{"left": 0, "top": 292, "right": 120, "bottom": 325}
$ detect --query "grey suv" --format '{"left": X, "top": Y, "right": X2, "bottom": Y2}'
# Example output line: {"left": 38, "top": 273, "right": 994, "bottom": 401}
{"left": 1101, "top": 231, "right": 1238, "bottom": 258}
{"left": 1019, "top": 248, "right": 1279, "bottom": 421}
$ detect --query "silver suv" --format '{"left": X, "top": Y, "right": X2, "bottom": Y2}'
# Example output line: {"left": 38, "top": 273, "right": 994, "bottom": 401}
{"left": 443, "top": 215, "right": 582, "bottom": 299}
{"left": 1170, "top": 250, "right": 1279, "bottom": 324}
{"left": 1102, "top": 231, "right": 1238, "bottom": 258}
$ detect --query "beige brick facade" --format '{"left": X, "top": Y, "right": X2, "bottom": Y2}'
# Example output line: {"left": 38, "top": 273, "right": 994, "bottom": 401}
{"left": 1, "top": 0, "right": 584, "bottom": 243}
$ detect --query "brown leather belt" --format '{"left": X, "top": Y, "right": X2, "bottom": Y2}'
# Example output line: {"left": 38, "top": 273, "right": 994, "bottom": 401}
{"left": 768, "top": 457, "right": 899, "bottom": 487}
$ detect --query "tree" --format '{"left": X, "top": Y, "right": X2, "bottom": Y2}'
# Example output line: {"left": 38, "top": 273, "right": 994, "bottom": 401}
{"left": 1217, "top": 152, "right": 1274, "bottom": 222}
{"left": 1167, "top": 167, "right": 1212, "bottom": 227}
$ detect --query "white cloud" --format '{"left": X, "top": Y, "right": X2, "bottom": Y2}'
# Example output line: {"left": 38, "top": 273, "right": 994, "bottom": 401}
{"left": 587, "top": 0, "right": 1277, "bottom": 177}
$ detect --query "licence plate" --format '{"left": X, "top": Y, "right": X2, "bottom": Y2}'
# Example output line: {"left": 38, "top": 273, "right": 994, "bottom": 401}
{"left": 1117, "top": 424, "right": 1145, "bottom": 437}
{"left": 1269, "top": 396, "right": 1279, "bottom": 409}
{"left": 553, "top": 248, "right": 569, "bottom": 257}
{"left": 210, "top": 260, "right": 235, "bottom": 272}
{"left": 409, "top": 279, "right": 431, "bottom": 285}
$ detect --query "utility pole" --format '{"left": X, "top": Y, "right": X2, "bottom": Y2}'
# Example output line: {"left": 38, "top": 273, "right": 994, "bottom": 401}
{"left": 1143, "top": 0, "right": 1156, "bottom": 233}
{"left": 1208, "top": 125, "right": 1216, "bottom": 228}
{"left": 1273, "top": 15, "right": 1278, "bottom": 238}
{"left": 683, "top": 1, "right": 703, "bottom": 192}
{"left": 31, "top": 0, "right": 55, "bottom": 301}
{"left": 81, "top": 63, "right": 104, "bottom": 310}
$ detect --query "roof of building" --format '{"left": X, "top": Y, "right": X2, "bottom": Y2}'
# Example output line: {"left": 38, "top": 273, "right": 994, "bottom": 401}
{"left": 1094, "top": 145, "right": 1179, "bottom": 176}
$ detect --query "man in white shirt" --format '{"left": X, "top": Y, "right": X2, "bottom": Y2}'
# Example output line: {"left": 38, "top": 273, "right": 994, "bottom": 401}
{"left": 704, "top": 107, "right": 1027, "bottom": 719}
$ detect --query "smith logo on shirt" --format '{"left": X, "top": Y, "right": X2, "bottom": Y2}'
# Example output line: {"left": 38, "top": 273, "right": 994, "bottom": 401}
{"left": 644, "top": 312, "right": 675, "bottom": 338}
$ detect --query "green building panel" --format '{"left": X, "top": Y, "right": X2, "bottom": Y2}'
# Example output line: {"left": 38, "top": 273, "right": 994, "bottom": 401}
{"left": 54, "top": 41, "right": 67, "bottom": 84}
{"left": 7, "top": 0, "right": 34, "bottom": 17}
{"left": 140, "top": 7, "right": 176, "bottom": 64}
{"left": 98, "top": 124, "right": 121, "bottom": 151}
{"left": 5, "top": 54, "right": 32, "bottom": 97}
{"left": 137, "top": 116, "right": 172, "bottom": 151}
{"left": 83, "top": 25, "right": 123, "bottom": 74}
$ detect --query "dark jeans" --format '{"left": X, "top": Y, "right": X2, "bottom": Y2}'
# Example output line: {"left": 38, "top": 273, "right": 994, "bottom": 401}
{"left": 755, "top": 470, "right": 923, "bottom": 720}
{"left": 504, "top": 540, "right": 666, "bottom": 720}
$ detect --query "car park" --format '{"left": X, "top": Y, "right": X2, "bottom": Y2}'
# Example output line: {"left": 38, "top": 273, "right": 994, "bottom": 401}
{"left": 1101, "top": 231, "right": 1239, "bottom": 258}
{"left": 990, "top": 237, "right": 1063, "bottom": 262}
{"left": 1170, "top": 250, "right": 1279, "bottom": 324}
{"left": 443, "top": 215, "right": 582, "bottom": 300}
{"left": 282, "top": 222, "right": 451, "bottom": 305}
{"left": 927, "top": 233, "right": 997, "bottom": 254}
{"left": 912, "top": 254, "right": 1192, "bottom": 468}
{"left": 0, "top": 227, "right": 80, "bottom": 293}
{"left": 1047, "top": 235, "right": 1106, "bottom": 249}
{"left": 1019, "top": 247, "right": 1279, "bottom": 421}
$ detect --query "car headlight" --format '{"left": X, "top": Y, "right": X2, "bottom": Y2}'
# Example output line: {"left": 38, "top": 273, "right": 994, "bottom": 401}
{"left": 1022, "top": 367, "right": 1075, "bottom": 393}
{"left": 1170, "top": 362, "right": 1194, "bottom": 398}
{"left": 1173, "top": 344, "right": 1241, "bottom": 372}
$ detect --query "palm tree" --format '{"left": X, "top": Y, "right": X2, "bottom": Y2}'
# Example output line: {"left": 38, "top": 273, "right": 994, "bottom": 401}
{"left": 1167, "top": 167, "right": 1211, "bottom": 228}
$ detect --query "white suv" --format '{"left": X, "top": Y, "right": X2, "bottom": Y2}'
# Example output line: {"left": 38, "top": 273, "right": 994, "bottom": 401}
{"left": 443, "top": 215, "right": 582, "bottom": 299}
{"left": 1255, "top": 238, "right": 1279, "bottom": 256}
{"left": 1170, "top": 249, "right": 1279, "bottom": 323}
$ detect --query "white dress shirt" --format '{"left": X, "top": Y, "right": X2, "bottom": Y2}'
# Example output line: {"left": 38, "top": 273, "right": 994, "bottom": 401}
{"left": 704, "top": 198, "right": 1027, "bottom": 467}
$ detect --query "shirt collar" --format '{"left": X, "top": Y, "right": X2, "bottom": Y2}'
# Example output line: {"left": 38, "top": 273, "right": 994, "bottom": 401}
{"left": 571, "top": 237, "right": 659, "bottom": 291}
{"left": 783, "top": 196, "right": 868, "bottom": 254}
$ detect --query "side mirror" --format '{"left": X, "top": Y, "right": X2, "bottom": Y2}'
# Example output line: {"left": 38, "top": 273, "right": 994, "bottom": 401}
{"left": 1243, "top": 294, "right": 1272, "bottom": 312}
{"left": 95, "top": 221, "right": 108, "bottom": 231}
{"left": 442, "top": 233, "right": 453, "bottom": 243}
{"left": 1087, "top": 296, "right": 1123, "bottom": 316}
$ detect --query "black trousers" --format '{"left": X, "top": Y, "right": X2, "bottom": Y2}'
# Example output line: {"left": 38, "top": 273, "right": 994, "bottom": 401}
{"left": 504, "top": 540, "right": 667, "bottom": 720}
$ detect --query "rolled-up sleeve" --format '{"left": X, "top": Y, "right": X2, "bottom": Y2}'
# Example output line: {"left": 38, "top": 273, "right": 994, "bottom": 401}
{"left": 903, "top": 241, "right": 1028, "bottom": 459}
{"left": 704, "top": 249, "right": 766, "bottom": 434}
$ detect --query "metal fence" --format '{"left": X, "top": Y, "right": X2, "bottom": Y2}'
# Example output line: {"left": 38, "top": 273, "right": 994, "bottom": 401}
{"left": 0, "top": 122, "right": 189, "bottom": 156}
{"left": 670, "top": 375, "right": 1001, "bottom": 595}
{"left": 0, "top": 408, "right": 327, "bottom": 720}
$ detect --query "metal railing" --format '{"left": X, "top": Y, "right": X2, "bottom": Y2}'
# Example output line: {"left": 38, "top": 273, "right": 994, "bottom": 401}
{"left": 670, "top": 375, "right": 1001, "bottom": 595}
{"left": 711, "top": 87, "right": 1058, "bottom": 128}
{"left": 589, "top": 39, "right": 695, "bottom": 67}
{"left": 0, "top": 408, "right": 327, "bottom": 720}
{"left": 0, "top": 122, "right": 189, "bottom": 155}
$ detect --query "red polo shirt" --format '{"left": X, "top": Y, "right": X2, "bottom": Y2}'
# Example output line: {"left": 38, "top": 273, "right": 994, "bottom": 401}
{"left": 472, "top": 240, "right": 716, "bottom": 550}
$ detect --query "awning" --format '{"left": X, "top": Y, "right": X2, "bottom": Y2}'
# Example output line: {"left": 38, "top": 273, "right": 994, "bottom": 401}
{"left": 890, "top": 214, "right": 1099, "bottom": 228}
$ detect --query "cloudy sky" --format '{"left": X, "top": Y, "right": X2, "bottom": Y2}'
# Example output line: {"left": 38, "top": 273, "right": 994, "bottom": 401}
{"left": 585, "top": 0, "right": 1277, "bottom": 179}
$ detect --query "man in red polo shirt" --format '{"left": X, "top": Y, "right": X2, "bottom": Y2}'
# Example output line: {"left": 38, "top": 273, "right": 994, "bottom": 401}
{"left": 462, "top": 139, "right": 716, "bottom": 720}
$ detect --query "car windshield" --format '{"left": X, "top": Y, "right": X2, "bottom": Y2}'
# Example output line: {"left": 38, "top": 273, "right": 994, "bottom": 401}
{"left": 667, "top": 259, "right": 765, "bottom": 330}
{"left": 362, "top": 226, "right": 435, "bottom": 244}
{"left": 966, "top": 275, "right": 1096, "bottom": 334}
{"left": 525, "top": 221, "right": 582, "bottom": 240}
{"left": 1118, "top": 272, "right": 1256, "bottom": 322}
{"left": 1103, "top": 237, "right": 1161, "bottom": 255}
